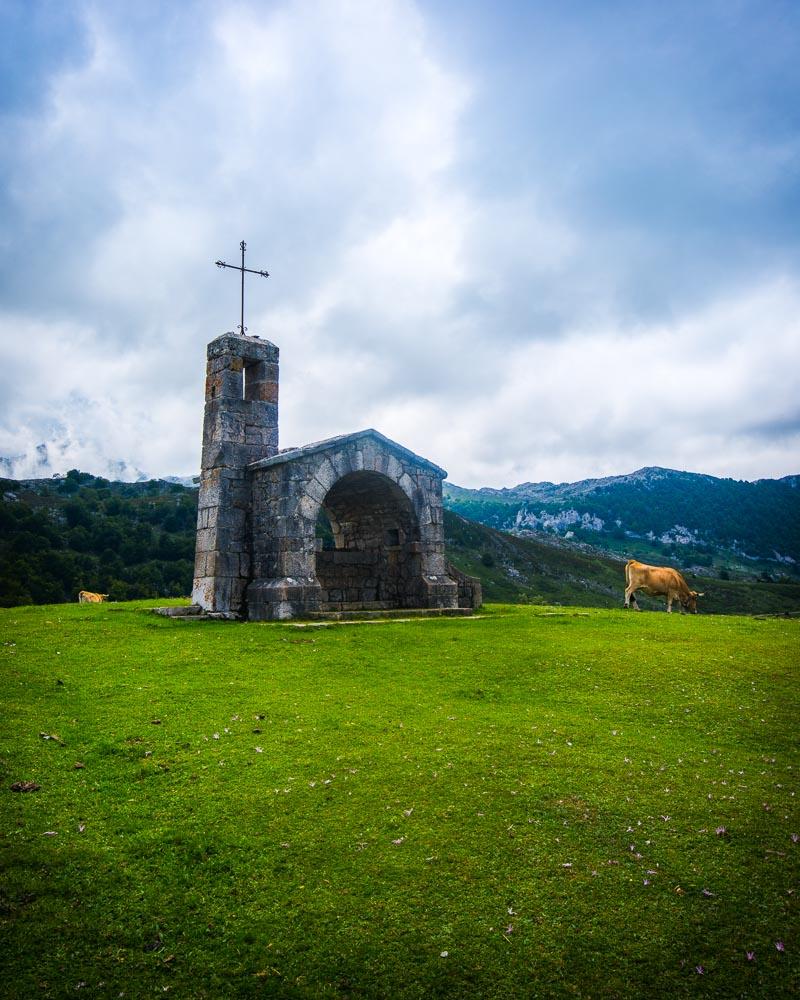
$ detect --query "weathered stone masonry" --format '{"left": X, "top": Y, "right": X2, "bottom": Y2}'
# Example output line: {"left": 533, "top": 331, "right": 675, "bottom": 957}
{"left": 192, "top": 331, "right": 481, "bottom": 620}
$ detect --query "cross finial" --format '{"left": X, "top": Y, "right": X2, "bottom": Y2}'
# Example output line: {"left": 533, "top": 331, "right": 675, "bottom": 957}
{"left": 215, "top": 240, "right": 270, "bottom": 335}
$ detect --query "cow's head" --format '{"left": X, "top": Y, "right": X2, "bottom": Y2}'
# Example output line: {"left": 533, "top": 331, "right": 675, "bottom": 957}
{"left": 682, "top": 590, "right": 704, "bottom": 613}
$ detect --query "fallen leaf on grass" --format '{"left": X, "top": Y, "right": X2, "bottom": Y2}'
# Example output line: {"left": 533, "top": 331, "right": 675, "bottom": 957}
{"left": 74, "top": 762, "right": 85, "bottom": 770}
{"left": 10, "top": 781, "right": 40, "bottom": 792}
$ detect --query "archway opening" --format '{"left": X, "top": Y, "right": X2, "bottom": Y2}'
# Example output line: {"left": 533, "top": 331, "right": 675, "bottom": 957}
{"left": 315, "top": 471, "right": 420, "bottom": 611}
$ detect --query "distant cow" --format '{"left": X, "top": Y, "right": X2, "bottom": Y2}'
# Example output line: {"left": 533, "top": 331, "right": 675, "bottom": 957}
{"left": 624, "top": 560, "right": 703, "bottom": 614}
{"left": 78, "top": 591, "right": 108, "bottom": 604}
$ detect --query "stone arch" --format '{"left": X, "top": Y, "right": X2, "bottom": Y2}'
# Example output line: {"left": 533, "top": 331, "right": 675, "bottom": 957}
{"left": 244, "top": 429, "right": 465, "bottom": 619}
{"left": 314, "top": 471, "right": 422, "bottom": 610}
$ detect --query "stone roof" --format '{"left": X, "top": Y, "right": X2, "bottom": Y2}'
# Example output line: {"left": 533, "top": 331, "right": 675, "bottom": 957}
{"left": 247, "top": 428, "right": 447, "bottom": 477}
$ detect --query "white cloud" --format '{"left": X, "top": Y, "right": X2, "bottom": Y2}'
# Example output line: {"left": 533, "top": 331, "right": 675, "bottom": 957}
{"left": 0, "top": 0, "right": 798, "bottom": 489}
{"left": 432, "top": 277, "right": 800, "bottom": 485}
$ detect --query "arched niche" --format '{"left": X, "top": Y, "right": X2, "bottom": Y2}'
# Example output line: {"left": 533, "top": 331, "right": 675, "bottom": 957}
{"left": 315, "top": 471, "right": 422, "bottom": 610}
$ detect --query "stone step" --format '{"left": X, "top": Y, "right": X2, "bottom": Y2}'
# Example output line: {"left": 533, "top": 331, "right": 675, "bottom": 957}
{"left": 317, "top": 600, "right": 395, "bottom": 612}
{"left": 152, "top": 604, "right": 204, "bottom": 617}
{"left": 151, "top": 605, "right": 239, "bottom": 621}
{"left": 305, "top": 607, "right": 475, "bottom": 622}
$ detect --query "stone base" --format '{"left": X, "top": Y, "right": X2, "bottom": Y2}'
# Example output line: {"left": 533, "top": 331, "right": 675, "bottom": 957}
{"left": 151, "top": 605, "right": 240, "bottom": 621}
{"left": 304, "top": 607, "right": 475, "bottom": 623}
{"left": 245, "top": 573, "right": 462, "bottom": 620}
{"left": 192, "top": 575, "right": 247, "bottom": 615}
{"left": 246, "top": 577, "right": 323, "bottom": 621}
{"left": 445, "top": 560, "right": 482, "bottom": 610}
{"left": 419, "top": 574, "right": 459, "bottom": 610}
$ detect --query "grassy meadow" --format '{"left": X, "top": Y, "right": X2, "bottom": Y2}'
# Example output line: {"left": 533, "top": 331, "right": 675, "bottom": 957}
{"left": 1, "top": 601, "right": 798, "bottom": 998}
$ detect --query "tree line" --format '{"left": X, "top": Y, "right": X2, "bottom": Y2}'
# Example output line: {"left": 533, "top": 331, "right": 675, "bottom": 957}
{"left": 0, "top": 471, "right": 197, "bottom": 607}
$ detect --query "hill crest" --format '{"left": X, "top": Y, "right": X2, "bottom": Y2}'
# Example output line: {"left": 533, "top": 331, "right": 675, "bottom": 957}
{"left": 444, "top": 466, "right": 800, "bottom": 576}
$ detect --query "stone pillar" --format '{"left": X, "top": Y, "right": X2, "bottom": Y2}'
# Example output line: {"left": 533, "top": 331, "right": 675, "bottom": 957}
{"left": 415, "top": 473, "right": 459, "bottom": 609}
{"left": 192, "top": 332, "right": 278, "bottom": 614}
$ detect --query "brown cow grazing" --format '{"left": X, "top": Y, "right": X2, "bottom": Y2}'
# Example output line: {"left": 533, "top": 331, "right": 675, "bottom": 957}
{"left": 624, "top": 560, "right": 703, "bottom": 613}
{"left": 78, "top": 591, "right": 109, "bottom": 604}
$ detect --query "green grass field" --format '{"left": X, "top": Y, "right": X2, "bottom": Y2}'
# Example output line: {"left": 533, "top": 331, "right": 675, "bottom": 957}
{"left": 1, "top": 601, "right": 798, "bottom": 998}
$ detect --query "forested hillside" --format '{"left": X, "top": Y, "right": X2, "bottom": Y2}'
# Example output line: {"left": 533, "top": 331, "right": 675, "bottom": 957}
{"left": 2, "top": 470, "right": 799, "bottom": 614}
{"left": 0, "top": 471, "right": 196, "bottom": 606}
{"left": 444, "top": 466, "right": 800, "bottom": 579}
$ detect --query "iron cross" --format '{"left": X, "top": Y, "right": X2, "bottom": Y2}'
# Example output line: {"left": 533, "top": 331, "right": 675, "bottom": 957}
{"left": 215, "top": 240, "right": 270, "bottom": 336}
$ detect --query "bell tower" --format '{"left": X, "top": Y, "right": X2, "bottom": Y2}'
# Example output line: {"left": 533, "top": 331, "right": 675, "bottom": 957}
{"left": 192, "top": 332, "right": 279, "bottom": 613}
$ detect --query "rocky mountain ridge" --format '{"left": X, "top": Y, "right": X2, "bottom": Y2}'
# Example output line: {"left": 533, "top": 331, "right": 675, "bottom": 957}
{"left": 444, "top": 466, "right": 800, "bottom": 578}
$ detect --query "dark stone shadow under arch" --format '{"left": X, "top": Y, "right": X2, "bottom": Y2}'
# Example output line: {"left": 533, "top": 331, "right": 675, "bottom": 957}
{"left": 316, "top": 471, "right": 423, "bottom": 610}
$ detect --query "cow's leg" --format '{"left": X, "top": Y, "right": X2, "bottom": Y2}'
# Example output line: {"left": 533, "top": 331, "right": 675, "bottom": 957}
{"left": 625, "top": 586, "right": 640, "bottom": 611}
{"left": 666, "top": 595, "right": 673, "bottom": 613}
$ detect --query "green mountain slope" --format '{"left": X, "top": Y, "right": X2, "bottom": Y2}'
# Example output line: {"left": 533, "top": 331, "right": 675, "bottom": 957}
{"left": 2, "top": 471, "right": 798, "bottom": 614}
{"left": 443, "top": 510, "right": 800, "bottom": 616}
{"left": 444, "top": 466, "right": 800, "bottom": 581}
{"left": 0, "top": 470, "right": 197, "bottom": 606}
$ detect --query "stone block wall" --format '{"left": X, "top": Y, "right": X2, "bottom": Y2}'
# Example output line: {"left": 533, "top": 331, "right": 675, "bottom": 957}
{"left": 192, "top": 333, "right": 279, "bottom": 614}
{"left": 246, "top": 430, "right": 460, "bottom": 620}
{"left": 446, "top": 560, "right": 483, "bottom": 610}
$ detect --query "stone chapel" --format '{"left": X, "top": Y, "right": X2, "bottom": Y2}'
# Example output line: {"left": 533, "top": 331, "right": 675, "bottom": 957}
{"left": 191, "top": 331, "right": 481, "bottom": 620}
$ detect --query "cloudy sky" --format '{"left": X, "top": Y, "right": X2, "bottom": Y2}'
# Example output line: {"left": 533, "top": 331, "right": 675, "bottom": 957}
{"left": 1, "top": 0, "right": 798, "bottom": 486}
